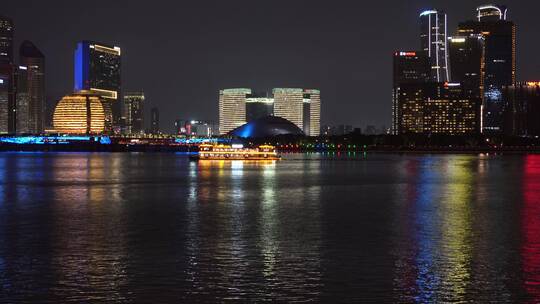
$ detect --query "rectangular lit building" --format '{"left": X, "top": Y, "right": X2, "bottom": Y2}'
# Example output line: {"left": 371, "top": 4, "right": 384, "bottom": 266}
{"left": 0, "top": 16, "right": 14, "bottom": 64}
{"left": 448, "top": 35, "right": 485, "bottom": 99}
{"left": 123, "top": 92, "right": 145, "bottom": 134}
{"left": 74, "top": 41, "right": 121, "bottom": 128}
{"left": 219, "top": 87, "right": 321, "bottom": 136}
{"left": 0, "top": 64, "right": 14, "bottom": 134}
{"left": 19, "top": 41, "right": 46, "bottom": 134}
{"left": 15, "top": 66, "right": 30, "bottom": 133}
{"left": 219, "top": 88, "right": 250, "bottom": 135}
{"left": 458, "top": 11, "right": 515, "bottom": 134}
{"left": 303, "top": 89, "right": 321, "bottom": 136}
{"left": 273, "top": 88, "right": 304, "bottom": 130}
{"left": 0, "top": 16, "right": 15, "bottom": 134}
{"left": 392, "top": 51, "right": 430, "bottom": 134}
{"left": 397, "top": 82, "right": 481, "bottom": 135}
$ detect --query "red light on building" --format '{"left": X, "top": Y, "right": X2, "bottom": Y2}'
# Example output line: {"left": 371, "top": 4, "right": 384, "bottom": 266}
{"left": 399, "top": 52, "right": 417, "bottom": 57}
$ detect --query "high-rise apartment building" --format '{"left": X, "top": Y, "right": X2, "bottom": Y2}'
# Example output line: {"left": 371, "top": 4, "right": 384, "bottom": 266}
{"left": 219, "top": 88, "right": 249, "bottom": 134}
{"left": 74, "top": 41, "right": 121, "bottom": 129}
{"left": 458, "top": 5, "right": 516, "bottom": 134}
{"left": 123, "top": 92, "right": 145, "bottom": 134}
{"left": 303, "top": 89, "right": 321, "bottom": 136}
{"left": 18, "top": 41, "right": 45, "bottom": 134}
{"left": 420, "top": 10, "right": 450, "bottom": 82}
{"left": 273, "top": 88, "right": 304, "bottom": 131}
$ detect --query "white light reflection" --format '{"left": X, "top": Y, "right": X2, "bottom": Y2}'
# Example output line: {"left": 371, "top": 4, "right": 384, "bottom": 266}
{"left": 260, "top": 161, "right": 278, "bottom": 278}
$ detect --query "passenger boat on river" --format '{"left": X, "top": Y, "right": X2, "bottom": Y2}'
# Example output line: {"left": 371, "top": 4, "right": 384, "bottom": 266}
{"left": 191, "top": 144, "right": 280, "bottom": 160}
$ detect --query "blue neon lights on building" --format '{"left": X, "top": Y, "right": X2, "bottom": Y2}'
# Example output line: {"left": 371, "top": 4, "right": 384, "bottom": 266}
{"left": 74, "top": 42, "right": 89, "bottom": 92}
{"left": 174, "top": 137, "right": 226, "bottom": 145}
{"left": 0, "top": 136, "right": 112, "bottom": 145}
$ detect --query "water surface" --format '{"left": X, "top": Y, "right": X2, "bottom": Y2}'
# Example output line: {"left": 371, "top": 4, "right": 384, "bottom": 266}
{"left": 0, "top": 152, "right": 539, "bottom": 302}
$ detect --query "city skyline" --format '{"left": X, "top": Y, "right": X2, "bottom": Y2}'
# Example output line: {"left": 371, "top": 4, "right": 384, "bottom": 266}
{"left": 3, "top": 0, "right": 540, "bottom": 133}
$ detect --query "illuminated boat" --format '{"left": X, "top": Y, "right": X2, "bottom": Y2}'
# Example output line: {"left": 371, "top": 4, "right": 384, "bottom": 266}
{"left": 192, "top": 144, "right": 280, "bottom": 160}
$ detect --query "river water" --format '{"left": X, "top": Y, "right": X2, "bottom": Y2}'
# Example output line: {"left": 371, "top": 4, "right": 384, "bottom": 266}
{"left": 0, "top": 152, "right": 539, "bottom": 302}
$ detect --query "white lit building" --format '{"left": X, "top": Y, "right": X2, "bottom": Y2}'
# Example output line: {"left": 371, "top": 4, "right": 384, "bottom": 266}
{"left": 219, "top": 88, "right": 249, "bottom": 134}
{"left": 219, "top": 87, "right": 321, "bottom": 136}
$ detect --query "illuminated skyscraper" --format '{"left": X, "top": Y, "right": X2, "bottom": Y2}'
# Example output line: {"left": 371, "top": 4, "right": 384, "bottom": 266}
{"left": 74, "top": 41, "right": 121, "bottom": 128}
{"left": 477, "top": 4, "right": 507, "bottom": 22}
{"left": 273, "top": 88, "right": 304, "bottom": 130}
{"left": 0, "top": 16, "right": 14, "bottom": 64}
{"left": 18, "top": 41, "right": 45, "bottom": 134}
{"left": 123, "top": 92, "right": 145, "bottom": 134}
{"left": 303, "top": 89, "right": 321, "bottom": 136}
{"left": 0, "top": 65, "right": 13, "bottom": 134}
{"left": 52, "top": 92, "right": 110, "bottom": 134}
{"left": 219, "top": 88, "right": 249, "bottom": 135}
{"left": 420, "top": 10, "right": 450, "bottom": 82}
{"left": 458, "top": 4, "right": 516, "bottom": 134}
{"left": 15, "top": 66, "right": 30, "bottom": 133}
{"left": 392, "top": 51, "right": 431, "bottom": 134}
{"left": 0, "top": 16, "right": 15, "bottom": 133}
{"left": 448, "top": 35, "right": 485, "bottom": 101}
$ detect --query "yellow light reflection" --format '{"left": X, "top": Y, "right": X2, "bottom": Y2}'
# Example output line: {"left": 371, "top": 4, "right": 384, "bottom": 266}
{"left": 440, "top": 155, "right": 473, "bottom": 299}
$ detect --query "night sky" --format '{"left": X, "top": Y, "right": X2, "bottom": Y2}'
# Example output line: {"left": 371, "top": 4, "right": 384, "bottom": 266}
{"left": 3, "top": 0, "right": 540, "bottom": 132}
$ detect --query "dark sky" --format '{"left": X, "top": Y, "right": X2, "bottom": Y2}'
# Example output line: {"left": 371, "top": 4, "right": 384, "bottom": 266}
{"left": 3, "top": 0, "right": 540, "bottom": 132}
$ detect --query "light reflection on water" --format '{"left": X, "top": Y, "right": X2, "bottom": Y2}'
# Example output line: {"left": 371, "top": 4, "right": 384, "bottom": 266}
{"left": 0, "top": 152, "right": 539, "bottom": 302}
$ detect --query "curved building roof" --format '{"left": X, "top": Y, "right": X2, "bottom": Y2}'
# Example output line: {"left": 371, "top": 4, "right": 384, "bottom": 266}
{"left": 477, "top": 4, "right": 507, "bottom": 21}
{"left": 229, "top": 116, "right": 304, "bottom": 138}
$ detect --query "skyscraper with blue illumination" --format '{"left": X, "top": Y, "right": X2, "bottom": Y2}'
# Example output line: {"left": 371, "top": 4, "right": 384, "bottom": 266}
{"left": 74, "top": 41, "right": 121, "bottom": 130}
{"left": 458, "top": 4, "right": 516, "bottom": 134}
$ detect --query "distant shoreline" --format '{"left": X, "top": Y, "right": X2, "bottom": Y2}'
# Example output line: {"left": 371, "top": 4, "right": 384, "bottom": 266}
{"left": 1, "top": 144, "right": 540, "bottom": 154}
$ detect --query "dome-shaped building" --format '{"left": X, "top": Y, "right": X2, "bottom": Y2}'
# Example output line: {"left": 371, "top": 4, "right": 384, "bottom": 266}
{"left": 52, "top": 92, "right": 112, "bottom": 134}
{"left": 229, "top": 116, "right": 304, "bottom": 138}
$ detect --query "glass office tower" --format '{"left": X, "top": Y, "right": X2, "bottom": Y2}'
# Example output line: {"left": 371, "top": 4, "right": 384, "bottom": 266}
{"left": 420, "top": 10, "right": 450, "bottom": 82}
{"left": 74, "top": 41, "right": 121, "bottom": 130}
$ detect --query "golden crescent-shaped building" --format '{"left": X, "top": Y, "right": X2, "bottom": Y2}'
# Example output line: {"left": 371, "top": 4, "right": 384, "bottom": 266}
{"left": 52, "top": 92, "right": 111, "bottom": 134}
